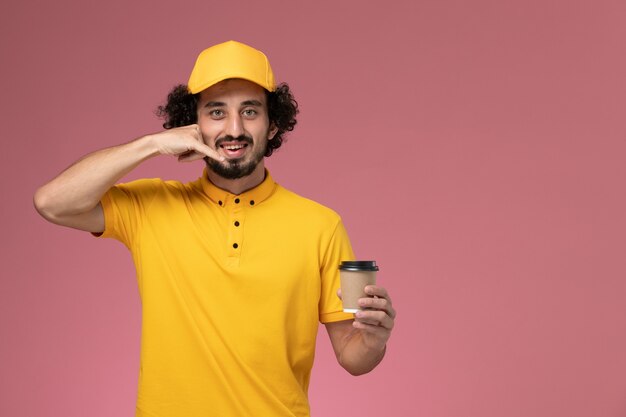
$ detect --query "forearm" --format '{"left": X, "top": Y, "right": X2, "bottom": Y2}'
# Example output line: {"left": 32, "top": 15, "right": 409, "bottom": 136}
{"left": 34, "top": 135, "right": 158, "bottom": 218}
{"left": 338, "top": 328, "right": 387, "bottom": 376}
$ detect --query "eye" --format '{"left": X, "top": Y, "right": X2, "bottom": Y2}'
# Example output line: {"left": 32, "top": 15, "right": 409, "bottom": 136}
{"left": 209, "top": 109, "right": 224, "bottom": 118}
{"left": 242, "top": 109, "right": 257, "bottom": 117}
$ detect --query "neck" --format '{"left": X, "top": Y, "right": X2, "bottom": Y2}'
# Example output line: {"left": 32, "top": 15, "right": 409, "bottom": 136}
{"left": 206, "top": 161, "right": 266, "bottom": 195}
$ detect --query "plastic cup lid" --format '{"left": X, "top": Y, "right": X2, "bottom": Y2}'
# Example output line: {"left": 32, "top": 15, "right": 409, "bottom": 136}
{"left": 338, "top": 260, "right": 379, "bottom": 271}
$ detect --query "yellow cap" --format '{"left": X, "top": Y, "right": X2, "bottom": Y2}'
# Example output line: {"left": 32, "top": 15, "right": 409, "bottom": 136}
{"left": 187, "top": 40, "right": 276, "bottom": 94}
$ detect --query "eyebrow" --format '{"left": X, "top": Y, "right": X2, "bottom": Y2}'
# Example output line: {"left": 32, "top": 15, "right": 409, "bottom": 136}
{"left": 203, "top": 99, "right": 263, "bottom": 108}
{"left": 242, "top": 100, "right": 263, "bottom": 106}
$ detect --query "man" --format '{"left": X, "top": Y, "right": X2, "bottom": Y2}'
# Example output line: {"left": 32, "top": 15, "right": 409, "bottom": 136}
{"left": 34, "top": 40, "right": 396, "bottom": 417}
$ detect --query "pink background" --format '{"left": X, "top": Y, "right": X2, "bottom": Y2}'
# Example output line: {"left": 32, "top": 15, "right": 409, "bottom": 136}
{"left": 2, "top": 0, "right": 626, "bottom": 416}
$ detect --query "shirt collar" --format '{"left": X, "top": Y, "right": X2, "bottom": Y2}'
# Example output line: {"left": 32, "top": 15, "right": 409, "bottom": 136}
{"left": 200, "top": 168, "right": 277, "bottom": 208}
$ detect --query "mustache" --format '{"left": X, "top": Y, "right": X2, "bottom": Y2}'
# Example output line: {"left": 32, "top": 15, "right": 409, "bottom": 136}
{"left": 215, "top": 135, "right": 253, "bottom": 147}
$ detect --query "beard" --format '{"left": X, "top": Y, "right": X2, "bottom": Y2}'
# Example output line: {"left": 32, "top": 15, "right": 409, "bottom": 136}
{"left": 204, "top": 134, "right": 267, "bottom": 180}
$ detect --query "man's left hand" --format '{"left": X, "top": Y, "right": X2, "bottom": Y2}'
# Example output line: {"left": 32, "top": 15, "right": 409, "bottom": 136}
{"left": 338, "top": 286, "right": 396, "bottom": 351}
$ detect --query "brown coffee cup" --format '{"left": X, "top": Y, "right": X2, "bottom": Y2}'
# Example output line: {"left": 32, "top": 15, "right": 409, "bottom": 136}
{"left": 339, "top": 261, "right": 379, "bottom": 313}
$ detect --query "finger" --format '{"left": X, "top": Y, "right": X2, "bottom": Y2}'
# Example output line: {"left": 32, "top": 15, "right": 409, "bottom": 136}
{"left": 186, "top": 125, "right": 225, "bottom": 162}
{"left": 336, "top": 288, "right": 342, "bottom": 300}
{"left": 352, "top": 320, "right": 392, "bottom": 336}
{"left": 177, "top": 151, "right": 206, "bottom": 162}
{"left": 365, "top": 285, "right": 391, "bottom": 302}
{"left": 358, "top": 296, "right": 396, "bottom": 318}
{"left": 363, "top": 286, "right": 396, "bottom": 319}
{"left": 192, "top": 141, "right": 225, "bottom": 162}
{"left": 355, "top": 310, "right": 394, "bottom": 330}
{"left": 188, "top": 123, "right": 201, "bottom": 135}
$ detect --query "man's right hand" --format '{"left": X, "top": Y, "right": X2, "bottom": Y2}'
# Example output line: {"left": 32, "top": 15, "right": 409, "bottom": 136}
{"left": 152, "top": 124, "right": 224, "bottom": 163}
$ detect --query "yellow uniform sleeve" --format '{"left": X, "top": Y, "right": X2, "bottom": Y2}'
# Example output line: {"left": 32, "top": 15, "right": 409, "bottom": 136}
{"left": 95, "top": 179, "right": 161, "bottom": 249}
{"left": 319, "top": 219, "right": 356, "bottom": 323}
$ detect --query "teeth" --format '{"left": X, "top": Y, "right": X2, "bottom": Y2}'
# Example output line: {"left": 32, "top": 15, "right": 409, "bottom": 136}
{"left": 223, "top": 144, "right": 245, "bottom": 150}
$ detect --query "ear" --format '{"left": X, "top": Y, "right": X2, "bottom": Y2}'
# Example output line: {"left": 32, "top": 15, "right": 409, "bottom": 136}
{"left": 268, "top": 123, "right": 279, "bottom": 141}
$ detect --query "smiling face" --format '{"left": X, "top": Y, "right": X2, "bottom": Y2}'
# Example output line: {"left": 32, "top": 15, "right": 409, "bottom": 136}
{"left": 196, "top": 78, "right": 278, "bottom": 180}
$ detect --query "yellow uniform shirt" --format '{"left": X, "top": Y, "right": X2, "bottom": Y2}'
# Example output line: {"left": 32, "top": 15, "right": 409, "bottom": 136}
{"left": 97, "top": 169, "right": 355, "bottom": 417}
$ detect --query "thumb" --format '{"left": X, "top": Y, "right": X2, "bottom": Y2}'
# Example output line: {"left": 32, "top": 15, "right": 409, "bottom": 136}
{"left": 193, "top": 141, "right": 225, "bottom": 162}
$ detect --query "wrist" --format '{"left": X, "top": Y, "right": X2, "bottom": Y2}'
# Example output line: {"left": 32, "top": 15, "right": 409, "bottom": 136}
{"left": 134, "top": 134, "right": 162, "bottom": 159}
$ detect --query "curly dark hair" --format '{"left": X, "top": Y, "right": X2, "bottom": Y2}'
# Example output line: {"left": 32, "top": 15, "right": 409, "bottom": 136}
{"left": 156, "top": 82, "right": 299, "bottom": 157}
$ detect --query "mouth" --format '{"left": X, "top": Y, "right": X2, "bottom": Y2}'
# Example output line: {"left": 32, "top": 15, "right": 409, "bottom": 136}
{"left": 218, "top": 141, "right": 249, "bottom": 159}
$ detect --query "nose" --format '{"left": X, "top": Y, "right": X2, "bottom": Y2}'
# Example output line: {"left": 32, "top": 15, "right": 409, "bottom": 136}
{"left": 225, "top": 113, "right": 244, "bottom": 138}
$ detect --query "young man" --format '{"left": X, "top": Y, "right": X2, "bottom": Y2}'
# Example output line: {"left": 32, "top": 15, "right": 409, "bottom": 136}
{"left": 34, "top": 40, "right": 396, "bottom": 417}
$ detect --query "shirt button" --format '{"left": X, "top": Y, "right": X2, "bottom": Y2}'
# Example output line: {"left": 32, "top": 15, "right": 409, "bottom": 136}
{"left": 234, "top": 198, "right": 240, "bottom": 204}
{"left": 233, "top": 243, "right": 239, "bottom": 249}
{"left": 234, "top": 221, "right": 240, "bottom": 227}
{"left": 250, "top": 200, "right": 255, "bottom": 206}
{"left": 218, "top": 200, "right": 223, "bottom": 206}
